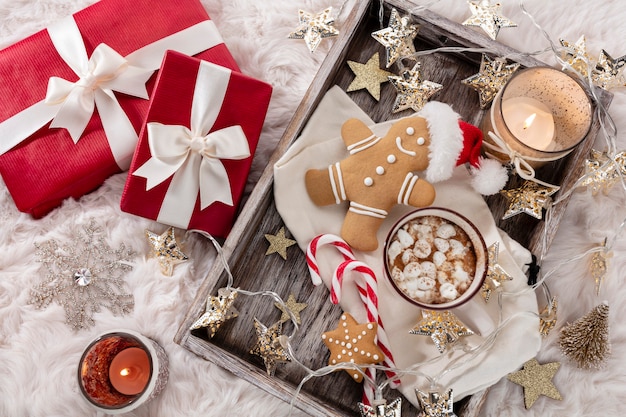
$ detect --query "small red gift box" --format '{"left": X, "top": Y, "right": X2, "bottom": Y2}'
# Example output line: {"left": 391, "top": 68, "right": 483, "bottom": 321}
{"left": 0, "top": 0, "right": 239, "bottom": 217}
{"left": 121, "top": 51, "right": 272, "bottom": 237}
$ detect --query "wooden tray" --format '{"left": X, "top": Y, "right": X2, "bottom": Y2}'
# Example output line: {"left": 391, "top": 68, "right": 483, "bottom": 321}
{"left": 174, "top": 1, "right": 611, "bottom": 416}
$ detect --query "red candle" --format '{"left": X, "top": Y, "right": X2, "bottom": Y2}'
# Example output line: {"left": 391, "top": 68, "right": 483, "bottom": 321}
{"left": 108, "top": 347, "right": 150, "bottom": 396}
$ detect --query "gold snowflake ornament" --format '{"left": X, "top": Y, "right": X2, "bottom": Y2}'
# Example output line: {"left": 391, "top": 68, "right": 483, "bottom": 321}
{"left": 462, "top": 0, "right": 517, "bottom": 40}
{"left": 288, "top": 7, "right": 339, "bottom": 53}
{"left": 388, "top": 63, "right": 443, "bottom": 113}
{"left": 371, "top": 8, "right": 419, "bottom": 68}
{"left": 461, "top": 54, "right": 520, "bottom": 108}
{"left": 29, "top": 220, "right": 135, "bottom": 331}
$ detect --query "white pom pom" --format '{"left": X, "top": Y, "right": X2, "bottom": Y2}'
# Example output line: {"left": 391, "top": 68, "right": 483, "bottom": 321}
{"left": 470, "top": 157, "right": 509, "bottom": 195}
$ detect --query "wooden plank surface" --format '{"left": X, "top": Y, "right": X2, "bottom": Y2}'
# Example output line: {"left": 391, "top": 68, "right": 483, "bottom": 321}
{"left": 175, "top": 1, "right": 611, "bottom": 416}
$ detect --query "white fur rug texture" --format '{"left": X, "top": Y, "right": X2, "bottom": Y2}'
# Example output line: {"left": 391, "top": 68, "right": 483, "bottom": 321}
{"left": 1, "top": 0, "right": 625, "bottom": 416}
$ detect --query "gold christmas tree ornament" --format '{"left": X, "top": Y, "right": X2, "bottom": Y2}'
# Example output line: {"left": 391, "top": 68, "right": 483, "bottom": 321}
{"left": 189, "top": 287, "right": 239, "bottom": 338}
{"left": 559, "top": 301, "right": 611, "bottom": 369}
{"left": 371, "top": 8, "right": 419, "bottom": 68}
{"left": 480, "top": 241, "right": 513, "bottom": 302}
{"left": 358, "top": 397, "right": 402, "bottom": 417}
{"left": 462, "top": 0, "right": 517, "bottom": 40}
{"left": 145, "top": 226, "right": 188, "bottom": 276}
{"left": 275, "top": 293, "right": 308, "bottom": 324}
{"left": 507, "top": 358, "right": 563, "bottom": 409}
{"left": 250, "top": 319, "right": 291, "bottom": 376}
{"left": 461, "top": 54, "right": 520, "bottom": 108}
{"left": 559, "top": 35, "right": 591, "bottom": 77}
{"left": 388, "top": 63, "right": 443, "bottom": 113}
{"left": 409, "top": 310, "right": 474, "bottom": 353}
{"left": 264, "top": 226, "right": 297, "bottom": 260}
{"left": 415, "top": 388, "right": 456, "bottom": 417}
{"left": 592, "top": 49, "right": 626, "bottom": 90}
{"left": 288, "top": 7, "right": 339, "bottom": 53}
{"left": 500, "top": 180, "right": 560, "bottom": 220}
{"left": 347, "top": 52, "right": 394, "bottom": 101}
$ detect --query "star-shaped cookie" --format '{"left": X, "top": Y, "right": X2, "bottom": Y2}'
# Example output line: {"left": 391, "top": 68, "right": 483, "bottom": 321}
{"left": 321, "top": 312, "right": 384, "bottom": 382}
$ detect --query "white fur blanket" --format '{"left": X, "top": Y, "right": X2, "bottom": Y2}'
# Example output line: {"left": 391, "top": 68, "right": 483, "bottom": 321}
{"left": 1, "top": 0, "right": 625, "bottom": 416}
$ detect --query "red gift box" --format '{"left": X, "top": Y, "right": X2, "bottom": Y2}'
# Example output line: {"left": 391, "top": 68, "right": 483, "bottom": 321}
{"left": 120, "top": 51, "right": 272, "bottom": 237}
{"left": 0, "top": 0, "right": 240, "bottom": 218}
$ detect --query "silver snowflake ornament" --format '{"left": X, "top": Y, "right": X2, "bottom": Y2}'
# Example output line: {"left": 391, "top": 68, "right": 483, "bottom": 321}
{"left": 29, "top": 220, "right": 135, "bottom": 331}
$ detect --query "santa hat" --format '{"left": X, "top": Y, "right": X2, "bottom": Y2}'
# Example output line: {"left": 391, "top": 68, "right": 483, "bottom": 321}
{"left": 417, "top": 101, "right": 509, "bottom": 195}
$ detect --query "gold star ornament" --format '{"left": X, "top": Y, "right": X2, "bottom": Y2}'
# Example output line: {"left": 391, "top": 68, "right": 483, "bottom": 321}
{"left": 560, "top": 35, "right": 591, "bottom": 77}
{"left": 592, "top": 49, "right": 626, "bottom": 90}
{"left": 347, "top": 52, "right": 394, "bottom": 101}
{"left": 371, "top": 8, "right": 419, "bottom": 68}
{"left": 480, "top": 242, "right": 513, "bottom": 302}
{"left": 264, "top": 226, "right": 297, "bottom": 260}
{"left": 250, "top": 319, "right": 291, "bottom": 376}
{"left": 145, "top": 227, "right": 188, "bottom": 276}
{"left": 288, "top": 7, "right": 339, "bottom": 53}
{"left": 189, "top": 287, "right": 239, "bottom": 338}
{"left": 507, "top": 358, "right": 562, "bottom": 409}
{"left": 415, "top": 388, "right": 456, "bottom": 417}
{"left": 462, "top": 54, "right": 520, "bottom": 108}
{"left": 388, "top": 63, "right": 443, "bottom": 113}
{"left": 500, "top": 181, "right": 560, "bottom": 220}
{"left": 321, "top": 312, "right": 384, "bottom": 382}
{"left": 409, "top": 310, "right": 474, "bottom": 353}
{"left": 358, "top": 397, "right": 402, "bottom": 417}
{"left": 275, "top": 294, "right": 308, "bottom": 324}
{"left": 581, "top": 149, "right": 626, "bottom": 195}
{"left": 462, "top": 0, "right": 517, "bottom": 41}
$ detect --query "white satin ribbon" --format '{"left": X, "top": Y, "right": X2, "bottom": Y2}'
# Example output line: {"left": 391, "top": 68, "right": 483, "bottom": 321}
{"left": 0, "top": 16, "right": 224, "bottom": 170}
{"left": 132, "top": 62, "right": 250, "bottom": 229}
{"left": 484, "top": 131, "right": 560, "bottom": 188}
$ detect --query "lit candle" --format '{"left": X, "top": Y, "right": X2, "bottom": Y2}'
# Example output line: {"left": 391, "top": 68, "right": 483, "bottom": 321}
{"left": 501, "top": 97, "right": 555, "bottom": 151}
{"left": 109, "top": 347, "right": 151, "bottom": 395}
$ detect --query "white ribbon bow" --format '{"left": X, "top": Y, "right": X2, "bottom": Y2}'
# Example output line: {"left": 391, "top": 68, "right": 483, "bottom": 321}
{"left": 136, "top": 123, "right": 250, "bottom": 208}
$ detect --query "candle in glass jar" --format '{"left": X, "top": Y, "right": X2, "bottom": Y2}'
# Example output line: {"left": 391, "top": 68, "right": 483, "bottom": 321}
{"left": 501, "top": 97, "right": 555, "bottom": 151}
{"left": 108, "top": 347, "right": 150, "bottom": 395}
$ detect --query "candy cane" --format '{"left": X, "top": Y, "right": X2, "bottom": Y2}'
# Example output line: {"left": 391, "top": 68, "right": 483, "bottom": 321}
{"left": 307, "top": 234, "right": 355, "bottom": 286}
{"left": 332, "top": 260, "right": 399, "bottom": 388}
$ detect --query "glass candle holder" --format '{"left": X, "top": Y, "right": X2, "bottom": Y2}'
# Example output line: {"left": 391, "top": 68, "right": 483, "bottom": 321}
{"left": 77, "top": 330, "right": 169, "bottom": 414}
{"left": 482, "top": 66, "right": 593, "bottom": 166}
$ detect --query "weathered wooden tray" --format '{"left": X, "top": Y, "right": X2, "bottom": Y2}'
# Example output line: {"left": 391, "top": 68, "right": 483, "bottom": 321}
{"left": 175, "top": 1, "right": 610, "bottom": 416}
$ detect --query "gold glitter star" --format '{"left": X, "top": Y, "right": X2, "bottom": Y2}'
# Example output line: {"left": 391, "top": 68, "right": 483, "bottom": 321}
{"left": 507, "top": 358, "right": 562, "bottom": 409}
{"left": 145, "top": 227, "right": 188, "bottom": 276}
{"left": 592, "top": 49, "right": 626, "bottom": 90}
{"left": 461, "top": 54, "right": 520, "bottom": 108}
{"left": 559, "top": 35, "right": 592, "bottom": 77}
{"left": 275, "top": 294, "right": 308, "bottom": 324}
{"left": 346, "top": 52, "right": 394, "bottom": 101}
{"left": 189, "top": 288, "right": 239, "bottom": 338}
{"left": 264, "top": 227, "right": 297, "bottom": 260}
{"left": 321, "top": 312, "right": 384, "bottom": 382}
{"left": 409, "top": 310, "right": 474, "bottom": 353}
{"left": 581, "top": 149, "right": 626, "bottom": 195}
{"left": 388, "top": 63, "right": 443, "bottom": 113}
{"left": 250, "top": 319, "right": 291, "bottom": 376}
{"left": 462, "top": 0, "right": 517, "bottom": 41}
{"left": 358, "top": 397, "right": 402, "bottom": 417}
{"left": 288, "top": 7, "right": 339, "bottom": 53}
{"left": 480, "top": 242, "right": 513, "bottom": 302}
{"left": 371, "top": 8, "right": 419, "bottom": 68}
{"left": 500, "top": 181, "right": 560, "bottom": 220}
{"left": 415, "top": 388, "right": 456, "bottom": 417}
{"left": 539, "top": 296, "right": 557, "bottom": 337}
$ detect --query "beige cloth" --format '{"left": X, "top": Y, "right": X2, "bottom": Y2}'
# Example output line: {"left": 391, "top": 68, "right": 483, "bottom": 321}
{"left": 274, "top": 86, "right": 541, "bottom": 405}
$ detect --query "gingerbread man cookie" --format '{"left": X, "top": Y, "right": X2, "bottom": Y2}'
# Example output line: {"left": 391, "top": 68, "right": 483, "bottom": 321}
{"left": 305, "top": 101, "right": 508, "bottom": 252}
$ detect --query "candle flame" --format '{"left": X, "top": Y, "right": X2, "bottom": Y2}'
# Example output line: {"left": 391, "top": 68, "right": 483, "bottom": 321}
{"left": 523, "top": 113, "right": 537, "bottom": 130}
{"left": 120, "top": 368, "right": 131, "bottom": 377}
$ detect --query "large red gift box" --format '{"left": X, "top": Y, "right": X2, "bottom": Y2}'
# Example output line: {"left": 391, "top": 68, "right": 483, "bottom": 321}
{"left": 121, "top": 51, "right": 272, "bottom": 237}
{"left": 0, "top": 0, "right": 239, "bottom": 218}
